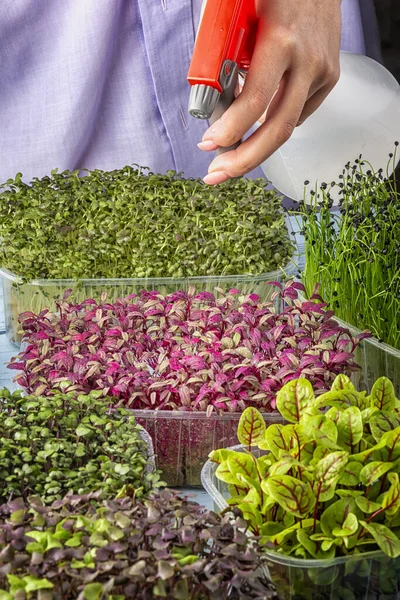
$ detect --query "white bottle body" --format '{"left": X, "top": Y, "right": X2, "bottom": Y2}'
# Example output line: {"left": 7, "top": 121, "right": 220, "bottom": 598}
{"left": 259, "top": 52, "right": 400, "bottom": 202}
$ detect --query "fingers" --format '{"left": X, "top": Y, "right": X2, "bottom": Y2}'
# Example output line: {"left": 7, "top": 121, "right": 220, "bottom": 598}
{"left": 201, "top": 36, "right": 290, "bottom": 151}
{"left": 297, "top": 75, "right": 340, "bottom": 126}
{"left": 203, "top": 72, "right": 310, "bottom": 183}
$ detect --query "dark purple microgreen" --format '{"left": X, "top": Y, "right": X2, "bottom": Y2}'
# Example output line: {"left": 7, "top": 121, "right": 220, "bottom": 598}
{"left": 0, "top": 489, "right": 279, "bottom": 600}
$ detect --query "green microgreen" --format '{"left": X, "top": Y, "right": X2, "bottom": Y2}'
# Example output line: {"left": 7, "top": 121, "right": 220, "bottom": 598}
{"left": 0, "top": 167, "right": 293, "bottom": 281}
{"left": 212, "top": 374, "right": 400, "bottom": 559}
{"left": 0, "top": 388, "right": 161, "bottom": 504}
{"left": 293, "top": 152, "right": 400, "bottom": 349}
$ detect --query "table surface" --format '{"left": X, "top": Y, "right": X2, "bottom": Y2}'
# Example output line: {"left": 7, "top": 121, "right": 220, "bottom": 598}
{"left": 0, "top": 216, "right": 304, "bottom": 510}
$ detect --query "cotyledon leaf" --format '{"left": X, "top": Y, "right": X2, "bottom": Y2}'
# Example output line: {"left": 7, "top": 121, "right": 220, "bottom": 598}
{"left": 320, "top": 499, "right": 362, "bottom": 538}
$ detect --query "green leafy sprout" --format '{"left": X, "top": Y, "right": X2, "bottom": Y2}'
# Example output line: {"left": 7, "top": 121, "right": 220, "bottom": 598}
{"left": 212, "top": 374, "right": 400, "bottom": 560}
{"left": 0, "top": 388, "right": 162, "bottom": 504}
{"left": 294, "top": 152, "right": 400, "bottom": 348}
{"left": 0, "top": 167, "right": 293, "bottom": 281}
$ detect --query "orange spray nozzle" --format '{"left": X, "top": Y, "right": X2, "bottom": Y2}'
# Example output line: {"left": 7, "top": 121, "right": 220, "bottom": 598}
{"left": 187, "top": 0, "right": 258, "bottom": 121}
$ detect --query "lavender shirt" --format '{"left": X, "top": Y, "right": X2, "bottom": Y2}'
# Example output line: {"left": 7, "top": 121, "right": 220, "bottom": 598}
{"left": 0, "top": 0, "right": 381, "bottom": 183}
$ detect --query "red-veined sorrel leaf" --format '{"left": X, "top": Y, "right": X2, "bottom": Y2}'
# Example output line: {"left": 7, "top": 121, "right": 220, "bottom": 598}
{"left": 381, "top": 472, "right": 400, "bottom": 516}
{"left": 315, "top": 389, "right": 367, "bottom": 411}
{"left": 360, "top": 521, "right": 400, "bottom": 558}
{"left": 262, "top": 475, "right": 316, "bottom": 518}
{"left": 369, "top": 412, "right": 400, "bottom": 443}
{"left": 314, "top": 451, "right": 349, "bottom": 487}
{"left": 359, "top": 461, "right": 393, "bottom": 486}
{"left": 321, "top": 499, "right": 361, "bottom": 538}
{"left": 381, "top": 427, "right": 400, "bottom": 460}
{"left": 332, "top": 513, "right": 359, "bottom": 538}
{"left": 337, "top": 406, "right": 363, "bottom": 450}
{"left": 355, "top": 497, "right": 381, "bottom": 514}
{"left": 369, "top": 377, "right": 396, "bottom": 412}
{"left": 331, "top": 374, "right": 355, "bottom": 391}
{"left": 262, "top": 424, "right": 288, "bottom": 458}
{"left": 276, "top": 378, "right": 315, "bottom": 423}
{"left": 338, "top": 461, "right": 363, "bottom": 486}
{"left": 237, "top": 407, "right": 266, "bottom": 447}
{"left": 227, "top": 453, "right": 258, "bottom": 482}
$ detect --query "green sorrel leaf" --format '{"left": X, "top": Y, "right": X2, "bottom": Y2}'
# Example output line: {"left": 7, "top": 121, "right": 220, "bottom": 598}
{"left": 369, "top": 412, "right": 400, "bottom": 443}
{"left": 338, "top": 461, "right": 363, "bottom": 486}
{"left": 359, "top": 461, "right": 393, "bottom": 486}
{"left": 237, "top": 407, "right": 266, "bottom": 447}
{"left": 262, "top": 475, "right": 316, "bottom": 518}
{"left": 276, "top": 378, "right": 315, "bottom": 423}
{"left": 360, "top": 521, "right": 400, "bottom": 558}
{"left": 337, "top": 406, "right": 363, "bottom": 450}
{"left": 369, "top": 377, "right": 396, "bottom": 412}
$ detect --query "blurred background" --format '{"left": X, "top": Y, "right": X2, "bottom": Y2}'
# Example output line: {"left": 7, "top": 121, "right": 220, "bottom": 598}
{"left": 374, "top": 0, "right": 400, "bottom": 81}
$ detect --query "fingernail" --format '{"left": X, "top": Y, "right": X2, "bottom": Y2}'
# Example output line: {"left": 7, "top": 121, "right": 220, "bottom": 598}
{"left": 197, "top": 140, "right": 219, "bottom": 152}
{"left": 203, "top": 171, "right": 230, "bottom": 185}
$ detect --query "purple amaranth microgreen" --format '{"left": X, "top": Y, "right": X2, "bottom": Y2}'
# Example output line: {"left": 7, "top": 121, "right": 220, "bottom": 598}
{"left": 9, "top": 281, "right": 369, "bottom": 413}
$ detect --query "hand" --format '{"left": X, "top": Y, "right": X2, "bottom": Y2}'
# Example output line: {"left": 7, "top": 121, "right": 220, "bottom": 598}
{"left": 199, "top": 0, "right": 342, "bottom": 185}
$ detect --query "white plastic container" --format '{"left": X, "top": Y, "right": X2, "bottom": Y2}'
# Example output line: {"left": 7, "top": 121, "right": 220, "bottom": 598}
{"left": 260, "top": 52, "right": 400, "bottom": 202}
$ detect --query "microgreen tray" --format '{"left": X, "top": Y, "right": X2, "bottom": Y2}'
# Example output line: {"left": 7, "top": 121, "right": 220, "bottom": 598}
{"left": 0, "top": 261, "right": 297, "bottom": 347}
{"left": 132, "top": 411, "right": 284, "bottom": 487}
{"left": 201, "top": 448, "right": 400, "bottom": 600}
{"left": 334, "top": 316, "right": 400, "bottom": 398}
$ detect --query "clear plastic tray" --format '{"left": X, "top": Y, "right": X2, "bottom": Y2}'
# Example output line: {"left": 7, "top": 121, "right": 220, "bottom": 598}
{"left": 137, "top": 425, "right": 156, "bottom": 476}
{"left": 335, "top": 316, "right": 400, "bottom": 398}
{"left": 0, "top": 262, "right": 297, "bottom": 347}
{"left": 132, "top": 411, "right": 284, "bottom": 488}
{"left": 201, "top": 447, "right": 400, "bottom": 599}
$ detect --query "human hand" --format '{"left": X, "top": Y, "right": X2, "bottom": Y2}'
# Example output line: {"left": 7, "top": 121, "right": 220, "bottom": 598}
{"left": 199, "top": 0, "right": 342, "bottom": 185}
